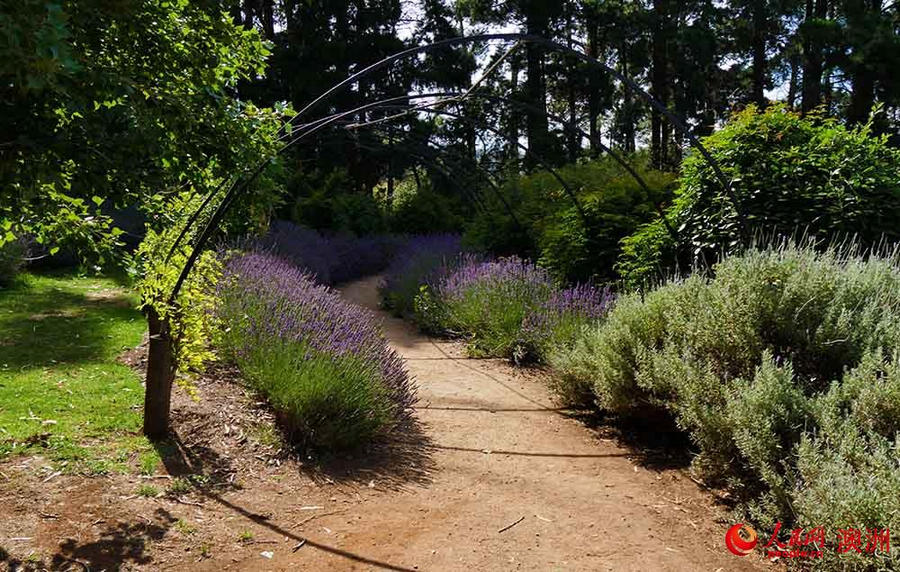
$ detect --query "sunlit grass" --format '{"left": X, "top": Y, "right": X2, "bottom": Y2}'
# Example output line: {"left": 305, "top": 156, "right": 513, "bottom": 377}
{"left": 0, "top": 272, "right": 158, "bottom": 473}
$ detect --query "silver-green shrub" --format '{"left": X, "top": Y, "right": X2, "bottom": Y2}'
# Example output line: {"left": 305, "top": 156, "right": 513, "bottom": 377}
{"left": 554, "top": 242, "right": 900, "bottom": 562}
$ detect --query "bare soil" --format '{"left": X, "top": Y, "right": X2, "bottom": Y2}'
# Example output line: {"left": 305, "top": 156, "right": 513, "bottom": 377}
{"left": 0, "top": 276, "right": 770, "bottom": 571}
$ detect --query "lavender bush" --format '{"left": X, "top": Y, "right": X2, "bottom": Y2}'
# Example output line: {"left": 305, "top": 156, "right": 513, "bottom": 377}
{"left": 379, "top": 234, "right": 463, "bottom": 319}
{"left": 217, "top": 252, "right": 415, "bottom": 451}
{"left": 431, "top": 256, "right": 554, "bottom": 358}
{"left": 258, "top": 220, "right": 401, "bottom": 286}
{"left": 428, "top": 256, "right": 613, "bottom": 362}
{"left": 379, "top": 238, "right": 616, "bottom": 363}
{"left": 519, "top": 283, "right": 615, "bottom": 364}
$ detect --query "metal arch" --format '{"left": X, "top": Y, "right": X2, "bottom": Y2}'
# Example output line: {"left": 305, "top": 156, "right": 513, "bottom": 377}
{"left": 303, "top": 90, "right": 676, "bottom": 237}
{"left": 166, "top": 93, "right": 460, "bottom": 302}
{"left": 464, "top": 92, "right": 680, "bottom": 240}
{"left": 338, "top": 123, "right": 524, "bottom": 228}
{"left": 167, "top": 91, "right": 525, "bottom": 302}
{"left": 168, "top": 34, "right": 744, "bottom": 302}
{"left": 357, "top": 104, "right": 588, "bottom": 223}
{"left": 283, "top": 33, "right": 742, "bottom": 226}
{"left": 166, "top": 93, "right": 447, "bottom": 266}
{"left": 166, "top": 76, "right": 671, "bottom": 270}
{"left": 335, "top": 127, "right": 489, "bottom": 211}
{"left": 350, "top": 138, "right": 489, "bottom": 215}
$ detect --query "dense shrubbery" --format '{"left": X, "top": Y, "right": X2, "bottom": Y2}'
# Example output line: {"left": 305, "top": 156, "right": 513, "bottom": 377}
{"left": 0, "top": 240, "right": 26, "bottom": 287}
{"left": 619, "top": 105, "right": 900, "bottom": 288}
{"left": 382, "top": 250, "right": 613, "bottom": 364}
{"left": 379, "top": 234, "right": 462, "bottom": 319}
{"left": 464, "top": 155, "right": 674, "bottom": 283}
{"left": 259, "top": 220, "right": 401, "bottom": 285}
{"left": 554, "top": 242, "right": 900, "bottom": 562}
{"left": 217, "top": 252, "right": 415, "bottom": 451}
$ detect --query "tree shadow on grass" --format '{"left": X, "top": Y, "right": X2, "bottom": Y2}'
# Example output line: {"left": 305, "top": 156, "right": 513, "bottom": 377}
{"left": 0, "top": 283, "right": 140, "bottom": 370}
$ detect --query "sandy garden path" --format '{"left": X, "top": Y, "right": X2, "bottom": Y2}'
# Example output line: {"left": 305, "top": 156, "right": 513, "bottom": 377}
{"left": 259, "top": 275, "right": 765, "bottom": 571}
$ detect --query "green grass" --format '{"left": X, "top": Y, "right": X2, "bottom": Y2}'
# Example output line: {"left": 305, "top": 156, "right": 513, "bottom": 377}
{"left": 0, "top": 271, "right": 157, "bottom": 473}
{"left": 135, "top": 483, "right": 160, "bottom": 497}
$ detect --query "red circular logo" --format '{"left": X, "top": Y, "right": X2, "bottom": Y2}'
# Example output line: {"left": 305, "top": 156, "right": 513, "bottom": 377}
{"left": 726, "top": 523, "right": 758, "bottom": 556}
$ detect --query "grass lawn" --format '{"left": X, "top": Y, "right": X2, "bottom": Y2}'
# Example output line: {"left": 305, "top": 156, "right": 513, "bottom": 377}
{"left": 0, "top": 272, "right": 160, "bottom": 474}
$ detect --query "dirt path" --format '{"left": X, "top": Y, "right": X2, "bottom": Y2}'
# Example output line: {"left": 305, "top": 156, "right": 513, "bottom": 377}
{"left": 262, "top": 275, "right": 762, "bottom": 571}
{"left": 0, "top": 275, "right": 769, "bottom": 571}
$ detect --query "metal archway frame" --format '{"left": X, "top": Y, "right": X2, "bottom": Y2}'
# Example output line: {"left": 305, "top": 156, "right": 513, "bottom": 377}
{"left": 142, "top": 33, "right": 741, "bottom": 438}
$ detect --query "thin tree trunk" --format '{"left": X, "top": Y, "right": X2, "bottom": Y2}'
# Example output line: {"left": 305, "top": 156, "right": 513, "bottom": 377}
{"left": 846, "top": 0, "right": 881, "bottom": 125}
{"left": 787, "top": 53, "right": 800, "bottom": 109}
{"left": 801, "top": 0, "right": 828, "bottom": 113}
{"left": 651, "top": 0, "right": 670, "bottom": 169}
{"left": 524, "top": 6, "right": 551, "bottom": 169}
{"left": 587, "top": 14, "right": 601, "bottom": 157}
{"left": 261, "top": 0, "right": 275, "bottom": 39}
{"left": 508, "top": 56, "right": 521, "bottom": 163}
{"left": 143, "top": 308, "right": 175, "bottom": 438}
{"left": 567, "top": 69, "right": 579, "bottom": 162}
{"left": 387, "top": 135, "right": 394, "bottom": 207}
{"left": 412, "top": 166, "right": 422, "bottom": 193}
{"left": 751, "top": 0, "right": 768, "bottom": 108}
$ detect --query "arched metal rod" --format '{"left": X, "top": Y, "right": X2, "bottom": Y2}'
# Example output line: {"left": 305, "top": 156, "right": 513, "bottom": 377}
{"left": 356, "top": 129, "right": 492, "bottom": 212}
{"left": 335, "top": 125, "right": 490, "bottom": 210}
{"left": 356, "top": 120, "right": 527, "bottom": 227}
{"left": 300, "top": 89, "right": 677, "bottom": 240}
{"left": 466, "top": 92, "right": 679, "bottom": 241}
{"left": 167, "top": 94, "right": 467, "bottom": 303}
{"left": 351, "top": 104, "right": 588, "bottom": 224}
{"left": 169, "top": 33, "right": 742, "bottom": 302}
{"left": 167, "top": 79, "right": 667, "bottom": 269}
{"left": 340, "top": 123, "right": 523, "bottom": 227}
{"left": 165, "top": 92, "right": 457, "bottom": 266}
{"left": 168, "top": 90, "right": 542, "bottom": 302}
{"left": 350, "top": 137, "right": 489, "bottom": 215}
{"left": 322, "top": 120, "right": 529, "bottom": 230}
{"left": 282, "top": 92, "right": 452, "bottom": 144}
{"left": 163, "top": 177, "right": 231, "bottom": 263}
{"left": 281, "top": 33, "right": 742, "bottom": 229}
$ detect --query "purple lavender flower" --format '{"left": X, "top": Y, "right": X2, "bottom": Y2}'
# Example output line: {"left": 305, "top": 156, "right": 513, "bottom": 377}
{"left": 254, "top": 221, "right": 402, "bottom": 286}
{"left": 520, "top": 283, "right": 616, "bottom": 358}
{"left": 380, "top": 234, "right": 464, "bottom": 317}
{"left": 216, "top": 251, "right": 415, "bottom": 449}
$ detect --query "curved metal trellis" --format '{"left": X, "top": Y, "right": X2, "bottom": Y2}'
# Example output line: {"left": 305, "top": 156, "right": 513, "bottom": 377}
{"left": 143, "top": 33, "right": 743, "bottom": 438}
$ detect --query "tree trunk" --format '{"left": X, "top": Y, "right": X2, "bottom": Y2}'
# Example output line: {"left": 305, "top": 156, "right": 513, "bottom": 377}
{"left": 523, "top": 6, "right": 551, "bottom": 169}
{"left": 801, "top": 0, "right": 828, "bottom": 113}
{"left": 567, "top": 69, "right": 579, "bottom": 162}
{"left": 651, "top": 0, "right": 670, "bottom": 169}
{"left": 846, "top": 0, "right": 881, "bottom": 125}
{"left": 508, "top": 56, "right": 521, "bottom": 163}
{"left": 261, "top": 0, "right": 275, "bottom": 39}
{"left": 787, "top": 53, "right": 800, "bottom": 109}
{"left": 143, "top": 308, "right": 175, "bottom": 439}
{"left": 412, "top": 166, "right": 422, "bottom": 193}
{"left": 586, "top": 14, "right": 601, "bottom": 157}
{"left": 751, "top": 0, "right": 768, "bottom": 108}
{"left": 387, "top": 135, "right": 394, "bottom": 207}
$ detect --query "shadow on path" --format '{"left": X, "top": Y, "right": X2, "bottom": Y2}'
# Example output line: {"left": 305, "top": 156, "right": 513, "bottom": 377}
{"left": 432, "top": 444, "right": 633, "bottom": 459}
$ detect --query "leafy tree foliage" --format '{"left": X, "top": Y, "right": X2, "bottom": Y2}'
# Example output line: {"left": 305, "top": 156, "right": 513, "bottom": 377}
{"left": 1, "top": 0, "right": 286, "bottom": 263}
{"left": 619, "top": 105, "right": 900, "bottom": 287}
{"left": 464, "top": 155, "right": 675, "bottom": 284}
